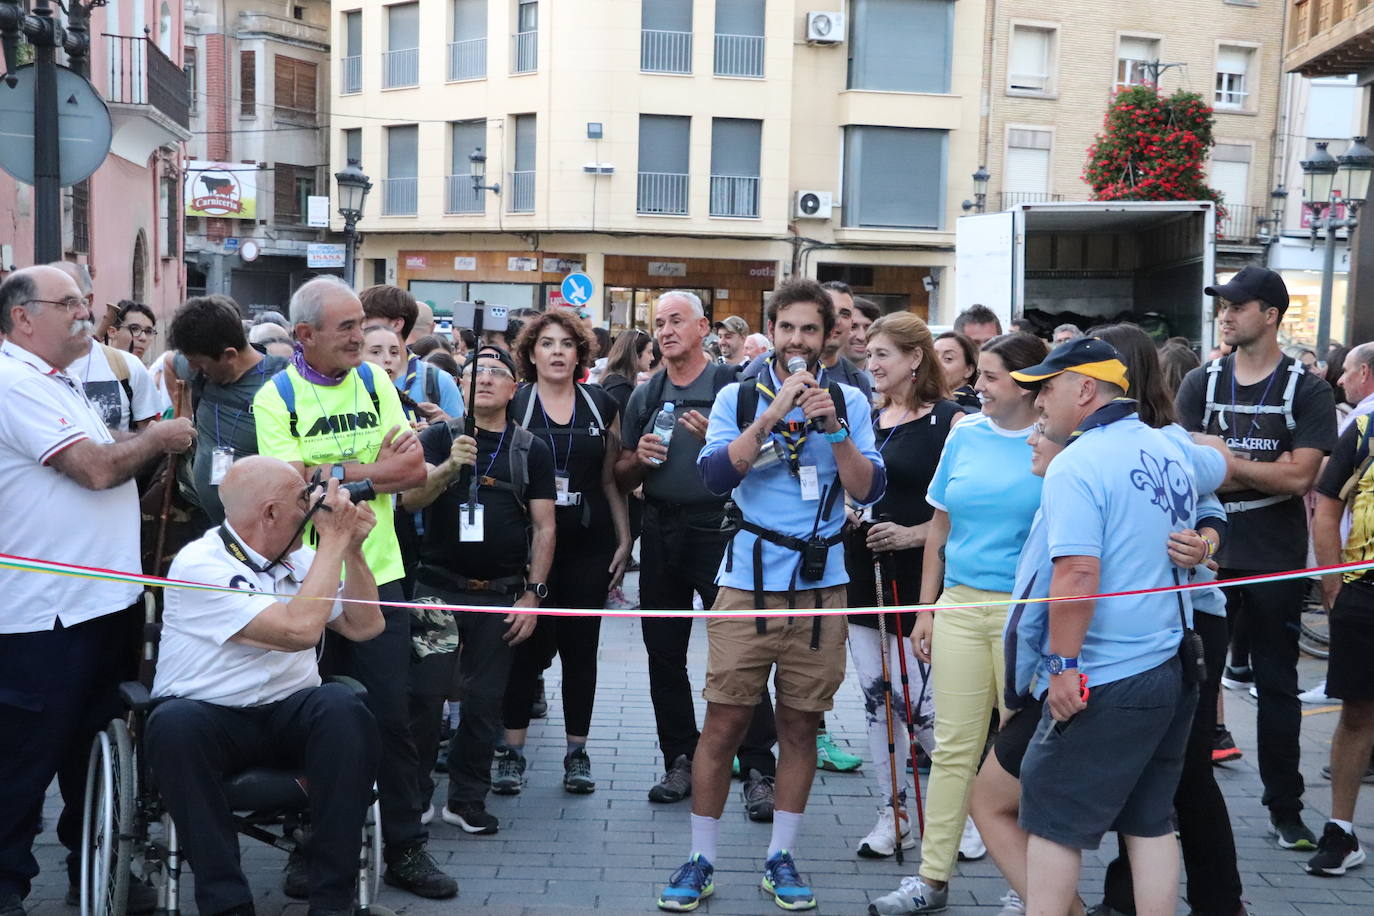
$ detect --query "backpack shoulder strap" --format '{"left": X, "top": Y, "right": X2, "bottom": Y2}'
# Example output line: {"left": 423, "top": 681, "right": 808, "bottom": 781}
{"left": 507, "top": 425, "right": 534, "bottom": 515}
{"left": 1339, "top": 413, "right": 1374, "bottom": 505}
{"left": 826, "top": 382, "right": 848, "bottom": 427}
{"left": 712, "top": 361, "right": 742, "bottom": 393}
{"left": 100, "top": 343, "right": 130, "bottom": 382}
{"left": 736, "top": 379, "right": 760, "bottom": 433}
{"left": 645, "top": 369, "right": 670, "bottom": 412}
{"left": 576, "top": 383, "right": 607, "bottom": 433}
{"left": 1201, "top": 356, "right": 1228, "bottom": 432}
{"left": 271, "top": 369, "right": 299, "bottom": 438}
{"left": 1281, "top": 356, "right": 1305, "bottom": 432}
{"left": 424, "top": 363, "right": 441, "bottom": 405}
{"left": 355, "top": 362, "right": 382, "bottom": 417}
{"left": 517, "top": 383, "right": 538, "bottom": 429}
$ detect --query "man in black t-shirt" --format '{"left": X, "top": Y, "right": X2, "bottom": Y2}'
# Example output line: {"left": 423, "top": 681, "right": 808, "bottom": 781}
{"left": 402, "top": 347, "right": 555, "bottom": 836}
{"left": 1176, "top": 265, "right": 1338, "bottom": 850}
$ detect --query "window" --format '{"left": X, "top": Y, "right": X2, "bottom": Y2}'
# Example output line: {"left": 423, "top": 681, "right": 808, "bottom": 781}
{"left": 714, "top": 0, "right": 764, "bottom": 77}
{"left": 384, "top": 125, "right": 419, "bottom": 215}
{"left": 344, "top": 127, "right": 362, "bottom": 167}
{"left": 385, "top": 3, "right": 420, "bottom": 88}
{"left": 842, "top": 126, "right": 946, "bottom": 229}
{"left": 239, "top": 50, "right": 255, "bottom": 116}
{"left": 1212, "top": 144, "right": 1252, "bottom": 238}
{"left": 637, "top": 114, "right": 690, "bottom": 214}
{"left": 450, "top": 0, "right": 488, "bottom": 81}
{"left": 1008, "top": 25, "right": 1054, "bottom": 94}
{"left": 1215, "top": 45, "right": 1253, "bottom": 109}
{"left": 1116, "top": 36, "right": 1158, "bottom": 90}
{"left": 1004, "top": 129, "right": 1052, "bottom": 204}
{"left": 184, "top": 46, "right": 197, "bottom": 113}
{"left": 513, "top": 0, "right": 538, "bottom": 73}
{"left": 160, "top": 177, "right": 178, "bottom": 257}
{"left": 447, "top": 119, "right": 486, "bottom": 213}
{"left": 642, "top": 0, "right": 692, "bottom": 74}
{"left": 509, "top": 113, "right": 536, "bottom": 212}
{"left": 342, "top": 11, "right": 362, "bottom": 93}
{"left": 710, "top": 118, "right": 761, "bottom": 217}
{"left": 273, "top": 55, "right": 317, "bottom": 121}
{"left": 71, "top": 180, "right": 89, "bottom": 253}
{"left": 275, "top": 164, "right": 316, "bottom": 225}
{"left": 849, "top": 0, "right": 953, "bottom": 94}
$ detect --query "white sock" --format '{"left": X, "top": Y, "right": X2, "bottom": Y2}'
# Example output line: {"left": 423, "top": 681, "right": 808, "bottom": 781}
{"left": 690, "top": 813, "right": 720, "bottom": 865}
{"left": 1333, "top": 818, "right": 1355, "bottom": 834}
{"left": 768, "top": 810, "right": 804, "bottom": 860}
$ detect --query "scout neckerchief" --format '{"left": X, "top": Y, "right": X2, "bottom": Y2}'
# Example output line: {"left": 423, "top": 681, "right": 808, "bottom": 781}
{"left": 753, "top": 355, "right": 826, "bottom": 476}
{"left": 1064, "top": 397, "right": 1138, "bottom": 447}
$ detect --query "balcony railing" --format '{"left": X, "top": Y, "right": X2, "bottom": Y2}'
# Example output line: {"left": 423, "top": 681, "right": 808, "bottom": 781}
{"left": 714, "top": 33, "right": 763, "bottom": 77}
{"left": 382, "top": 177, "right": 418, "bottom": 215}
{"left": 1217, "top": 204, "right": 1262, "bottom": 241}
{"left": 508, "top": 171, "right": 535, "bottom": 212}
{"left": 709, "top": 175, "right": 759, "bottom": 218}
{"left": 383, "top": 48, "right": 419, "bottom": 88}
{"left": 341, "top": 55, "right": 362, "bottom": 93}
{"left": 638, "top": 172, "right": 689, "bottom": 215}
{"left": 642, "top": 29, "right": 692, "bottom": 74}
{"left": 512, "top": 30, "right": 538, "bottom": 73}
{"left": 999, "top": 191, "right": 1066, "bottom": 208}
{"left": 102, "top": 33, "right": 190, "bottom": 129}
{"left": 445, "top": 175, "right": 484, "bottom": 214}
{"left": 448, "top": 37, "right": 487, "bottom": 81}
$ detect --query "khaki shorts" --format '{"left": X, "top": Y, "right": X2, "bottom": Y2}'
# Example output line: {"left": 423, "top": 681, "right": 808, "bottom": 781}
{"left": 703, "top": 586, "right": 849, "bottom": 713}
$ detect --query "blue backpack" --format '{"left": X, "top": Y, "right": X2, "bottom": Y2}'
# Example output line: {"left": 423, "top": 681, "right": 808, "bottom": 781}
{"left": 271, "top": 362, "right": 381, "bottom": 438}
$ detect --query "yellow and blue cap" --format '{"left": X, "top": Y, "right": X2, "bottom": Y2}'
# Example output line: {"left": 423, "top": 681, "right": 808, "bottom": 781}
{"left": 1010, "top": 337, "right": 1130, "bottom": 393}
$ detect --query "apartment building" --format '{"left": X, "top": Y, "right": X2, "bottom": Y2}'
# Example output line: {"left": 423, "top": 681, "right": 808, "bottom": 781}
{"left": 183, "top": 0, "right": 333, "bottom": 310}
{"left": 330, "top": 0, "right": 985, "bottom": 331}
{"left": 982, "top": 0, "right": 1286, "bottom": 269}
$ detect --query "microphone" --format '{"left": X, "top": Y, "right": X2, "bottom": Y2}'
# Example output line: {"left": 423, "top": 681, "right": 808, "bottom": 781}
{"left": 785, "top": 357, "right": 827, "bottom": 433}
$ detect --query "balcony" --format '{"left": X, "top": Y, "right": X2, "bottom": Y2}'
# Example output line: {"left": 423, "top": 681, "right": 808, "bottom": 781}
{"left": 101, "top": 34, "right": 191, "bottom": 164}
{"left": 512, "top": 30, "right": 537, "bottom": 73}
{"left": 382, "top": 177, "right": 418, "bottom": 215}
{"left": 508, "top": 171, "right": 535, "bottom": 212}
{"left": 641, "top": 29, "right": 692, "bottom": 74}
{"left": 383, "top": 48, "right": 419, "bottom": 88}
{"left": 448, "top": 37, "right": 487, "bottom": 81}
{"left": 445, "top": 175, "right": 484, "bottom": 214}
{"left": 999, "top": 191, "right": 1066, "bottom": 208}
{"left": 341, "top": 55, "right": 362, "bottom": 94}
{"left": 1217, "top": 204, "right": 1263, "bottom": 242}
{"left": 714, "top": 33, "right": 763, "bottom": 78}
{"left": 638, "top": 172, "right": 689, "bottom": 215}
{"left": 709, "top": 175, "right": 759, "bottom": 218}
{"left": 1286, "top": 0, "right": 1374, "bottom": 76}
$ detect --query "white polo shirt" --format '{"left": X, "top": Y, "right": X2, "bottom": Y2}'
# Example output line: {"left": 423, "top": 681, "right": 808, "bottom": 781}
{"left": 152, "top": 523, "right": 343, "bottom": 707}
{"left": 0, "top": 340, "right": 141, "bottom": 633}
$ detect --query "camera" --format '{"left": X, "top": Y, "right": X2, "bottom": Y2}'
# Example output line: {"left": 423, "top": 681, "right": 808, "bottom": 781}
{"left": 800, "top": 536, "right": 829, "bottom": 582}
{"left": 340, "top": 479, "right": 376, "bottom": 504}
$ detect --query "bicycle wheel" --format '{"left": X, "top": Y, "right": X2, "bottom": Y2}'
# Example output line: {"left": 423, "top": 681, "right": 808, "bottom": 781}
{"left": 81, "top": 720, "right": 136, "bottom": 916}
{"left": 1299, "top": 608, "right": 1331, "bottom": 661}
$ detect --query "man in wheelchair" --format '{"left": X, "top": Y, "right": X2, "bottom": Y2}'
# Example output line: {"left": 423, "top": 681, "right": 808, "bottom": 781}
{"left": 146, "top": 456, "right": 385, "bottom": 916}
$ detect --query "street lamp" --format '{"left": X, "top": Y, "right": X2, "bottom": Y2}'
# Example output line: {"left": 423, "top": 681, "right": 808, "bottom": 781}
{"left": 334, "top": 158, "right": 371, "bottom": 288}
{"left": 961, "top": 165, "right": 991, "bottom": 213}
{"left": 1301, "top": 138, "right": 1369, "bottom": 352}
{"left": 469, "top": 147, "right": 501, "bottom": 195}
{"left": 1258, "top": 184, "right": 1288, "bottom": 241}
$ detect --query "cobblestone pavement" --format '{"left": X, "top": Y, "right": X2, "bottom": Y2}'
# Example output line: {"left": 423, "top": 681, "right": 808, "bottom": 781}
{"left": 27, "top": 571, "right": 1372, "bottom": 915}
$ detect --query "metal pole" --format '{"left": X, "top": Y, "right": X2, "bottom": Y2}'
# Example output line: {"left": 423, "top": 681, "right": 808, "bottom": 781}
{"left": 1317, "top": 215, "right": 1338, "bottom": 354}
{"left": 343, "top": 218, "right": 356, "bottom": 288}
{"left": 32, "top": 0, "right": 60, "bottom": 262}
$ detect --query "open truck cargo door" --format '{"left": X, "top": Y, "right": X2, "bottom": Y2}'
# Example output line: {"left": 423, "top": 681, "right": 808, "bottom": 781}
{"left": 955, "top": 210, "right": 1017, "bottom": 330}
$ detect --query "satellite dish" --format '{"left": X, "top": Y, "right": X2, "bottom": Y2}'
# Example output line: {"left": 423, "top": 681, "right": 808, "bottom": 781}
{"left": 0, "top": 65, "right": 113, "bottom": 186}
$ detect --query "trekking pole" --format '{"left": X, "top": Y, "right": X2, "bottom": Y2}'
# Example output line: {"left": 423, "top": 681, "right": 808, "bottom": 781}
{"left": 150, "top": 379, "right": 187, "bottom": 578}
{"left": 890, "top": 577, "right": 926, "bottom": 838}
{"left": 871, "top": 526, "right": 905, "bottom": 863}
{"left": 144, "top": 378, "right": 187, "bottom": 687}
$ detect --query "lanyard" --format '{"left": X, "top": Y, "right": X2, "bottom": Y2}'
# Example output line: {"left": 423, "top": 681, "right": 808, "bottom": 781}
{"left": 480, "top": 425, "right": 509, "bottom": 481}
{"left": 1230, "top": 360, "right": 1280, "bottom": 440}
{"left": 211, "top": 360, "right": 269, "bottom": 451}
{"left": 538, "top": 393, "right": 577, "bottom": 476}
{"left": 875, "top": 407, "right": 913, "bottom": 454}
{"left": 305, "top": 370, "right": 362, "bottom": 459}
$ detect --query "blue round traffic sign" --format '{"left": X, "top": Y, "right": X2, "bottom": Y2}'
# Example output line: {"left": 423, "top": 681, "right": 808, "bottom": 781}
{"left": 561, "top": 272, "right": 594, "bottom": 306}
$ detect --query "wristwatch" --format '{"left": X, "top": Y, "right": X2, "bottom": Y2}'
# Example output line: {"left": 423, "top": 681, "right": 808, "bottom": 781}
{"left": 329, "top": 464, "right": 347, "bottom": 483}
{"left": 1045, "top": 654, "right": 1079, "bottom": 676}
{"left": 525, "top": 582, "right": 549, "bottom": 600}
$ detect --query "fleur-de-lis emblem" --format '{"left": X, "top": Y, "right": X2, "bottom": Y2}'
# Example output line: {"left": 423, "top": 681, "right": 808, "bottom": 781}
{"left": 1129, "top": 450, "right": 1193, "bottom": 526}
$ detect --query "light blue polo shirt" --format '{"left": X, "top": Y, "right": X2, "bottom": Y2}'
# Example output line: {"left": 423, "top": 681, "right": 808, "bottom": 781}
{"left": 698, "top": 373, "right": 884, "bottom": 592}
{"left": 1039, "top": 415, "right": 1227, "bottom": 689}
{"left": 1161, "top": 423, "right": 1227, "bottom": 619}
{"left": 926, "top": 413, "right": 1042, "bottom": 593}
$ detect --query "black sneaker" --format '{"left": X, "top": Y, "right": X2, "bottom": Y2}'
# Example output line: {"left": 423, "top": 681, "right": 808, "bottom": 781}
{"left": 563, "top": 747, "right": 596, "bottom": 794}
{"left": 1221, "top": 665, "right": 1253, "bottom": 690}
{"left": 530, "top": 677, "right": 548, "bottom": 719}
{"left": 492, "top": 747, "right": 527, "bottom": 795}
{"left": 66, "top": 876, "right": 159, "bottom": 912}
{"left": 1270, "top": 811, "right": 1318, "bottom": 851}
{"left": 1307, "top": 821, "right": 1366, "bottom": 875}
{"left": 441, "top": 800, "right": 500, "bottom": 835}
{"left": 742, "top": 768, "right": 775, "bottom": 822}
{"left": 1211, "top": 728, "right": 1242, "bottom": 765}
{"left": 2, "top": 893, "right": 25, "bottom": 916}
{"left": 282, "top": 846, "right": 310, "bottom": 899}
{"left": 382, "top": 844, "right": 458, "bottom": 899}
{"left": 649, "top": 754, "right": 693, "bottom": 804}
{"left": 1322, "top": 762, "right": 1374, "bottom": 783}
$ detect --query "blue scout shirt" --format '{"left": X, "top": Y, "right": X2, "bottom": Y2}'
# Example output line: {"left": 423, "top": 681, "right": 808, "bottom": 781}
{"left": 698, "top": 366, "right": 885, "bottom": 593}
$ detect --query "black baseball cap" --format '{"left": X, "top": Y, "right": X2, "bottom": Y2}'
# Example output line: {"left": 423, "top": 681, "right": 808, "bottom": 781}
{"left": 1010, "top": 337, "right": 1130, "bottom": 393}
{"left": 1205, "top": 265, "right": 1289, "bottom": 315}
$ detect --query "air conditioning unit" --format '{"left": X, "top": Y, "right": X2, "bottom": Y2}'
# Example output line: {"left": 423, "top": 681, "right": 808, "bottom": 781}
{"left": 806, "top": 11, "right": 846, "bottom": 44}
{"left": 794, "top": 190, "right": 834, "bottom": 220}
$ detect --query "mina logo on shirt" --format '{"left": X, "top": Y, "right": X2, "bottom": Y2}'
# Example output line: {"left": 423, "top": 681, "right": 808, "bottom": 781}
{"left": 1130, "top": 450, "right": 1193, "bottom": 527}
{"left": 303, "top": 411, "right": 380, "bottom": 437}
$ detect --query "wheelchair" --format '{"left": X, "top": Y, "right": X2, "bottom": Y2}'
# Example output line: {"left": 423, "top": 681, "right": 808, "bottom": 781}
{"left": 78, "top": 594, "right": 389, "bottom": 916}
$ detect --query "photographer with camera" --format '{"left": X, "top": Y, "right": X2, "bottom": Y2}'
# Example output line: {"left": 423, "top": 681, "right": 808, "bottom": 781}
{"left": 147, "top": 456, "right": 383, "bottom": 916}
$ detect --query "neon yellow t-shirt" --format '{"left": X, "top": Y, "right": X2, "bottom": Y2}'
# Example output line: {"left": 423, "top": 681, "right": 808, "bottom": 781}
{"left": 253, "top": 362, "right": 409, "bottom": 586}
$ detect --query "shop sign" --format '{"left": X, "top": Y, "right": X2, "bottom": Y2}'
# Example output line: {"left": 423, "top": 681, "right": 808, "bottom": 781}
{"left": 543, "top": 257, "right": 584, "bottom": 273}
{"left": 547, "top": 289, "right": 567, "bottom": 308}
{"left": 648, "top": 261, "right": 687, "bottom": 277}
{"left": 185, "top": 161, "right": 257, "bottom": 220}
{"left": 749, "top": 265, "right": 775, "bottom": 278}
{"left": 306, "top": 196, "right": 330, "bottom": 228}
{"left": 306, "top": 243, "right": 346, "bottom": 269}
{"left": 716, "top": 289, "right": 729, "bottom": 299}
{"left": 404, "top": 254, "right": 429, "bottom": 270}
{"left": 508, "top": 257, "right": 539, "bottom": 272}
{"left": 453, "top": 256, "right": 477, "bottom": 271}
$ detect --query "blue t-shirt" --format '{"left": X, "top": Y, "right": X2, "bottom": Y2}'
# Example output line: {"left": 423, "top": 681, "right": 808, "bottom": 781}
{"left": 926, "top": 413, "right": 1042, "bottom": 593}
{"left": 1039, "top": 416, "right": 1227, "bottom": 688}
{"left": 398, "top": 356, "right": 465, "bottom": 420}
{"left": 697, "top": 372, "right": 884, "bottom": 593}
{"left": 1161, "top": 424, "right": 1227, "bottom": 619}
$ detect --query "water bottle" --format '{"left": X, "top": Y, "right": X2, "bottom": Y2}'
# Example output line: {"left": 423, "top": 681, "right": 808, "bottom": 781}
{"left": 650, "top": 402, "right": 675, "bottom": 465}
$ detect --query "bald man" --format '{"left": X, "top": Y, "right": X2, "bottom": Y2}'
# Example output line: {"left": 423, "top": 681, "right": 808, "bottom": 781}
{"left": 146, "top": 457, "right": 383, "bottom": 916}
{"left": 408, "top": 301, "right": 436, "bottom": 345}
{"left": 0, "top": 266, "right": 195, "bottom": 916}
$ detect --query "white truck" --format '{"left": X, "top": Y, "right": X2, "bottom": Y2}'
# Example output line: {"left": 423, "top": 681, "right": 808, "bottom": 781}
{"left": 955, "top": 200, "right": 1218, "bottom": 352}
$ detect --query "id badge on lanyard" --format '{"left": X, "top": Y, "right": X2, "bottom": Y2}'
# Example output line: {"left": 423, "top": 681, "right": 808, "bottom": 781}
{"left": 210, "top": 447, "right": 235, "bottom": 485}
{"left": 798, "top": 465, "right": 820, "bottom": 502}
{"left": 555, "top": 474, "right": 575, "bottom": 507}
{"left": 459, "top": 504, "right": 485, "bottom": 541}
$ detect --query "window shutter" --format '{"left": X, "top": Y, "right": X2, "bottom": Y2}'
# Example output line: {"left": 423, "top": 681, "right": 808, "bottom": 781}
{"left": 1005, "top": 147, "right": 1051, "bottom": 194}
{"left": 1217, "top": 46, "right": 1250, "bottom": 74}
{"left": 240, "top": 50, "right": 255, "bottom": 116}
{"left": 276, "top": 164, "right": 301, "bottom": 224}
{"left": 1211, "top": 159, "right": 1250, "bottom": 207}
{"left": 274, "top": 56, "right": 293, "bottom": 117}
{"left": 1009, "top": 27, "right": 1049, "bottom": 90}
{"left": 1119, "top": 37, "right": 1155, "bottom": 61}
{"left": 295, "top": 60, "right": 316, "bottom": 114}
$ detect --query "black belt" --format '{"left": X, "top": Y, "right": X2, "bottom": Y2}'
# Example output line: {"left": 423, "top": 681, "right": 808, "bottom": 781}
{"left": 734, "top": 519, "right": 844, "bottom": 650}
{"left": 416, "top": 565, "right": 525, "bottom": 596}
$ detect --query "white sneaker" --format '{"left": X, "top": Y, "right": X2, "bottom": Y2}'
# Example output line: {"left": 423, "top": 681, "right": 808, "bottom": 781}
{"left": 605, "top": 586, "right": 639, "bottom": 610}
{"left": 1299, "top": 680, "right": 1339, "bottom": 704}
{"left": 957, "top": 816, "right": 986, "bottom": 861}
{"left": 858, "top": 805, "right": 915, "bottom": 858}
{"left": 867, "top": 875, "right": 949, "bottom": 915}
{"left": 997, "top": 889, "right": 1025, "bottom": 916}
{"left": 420, "top": 803, "right": 435, "bottom": 825}
{"left": 1250, "top": 686, "right": 1259, "bottom": 699}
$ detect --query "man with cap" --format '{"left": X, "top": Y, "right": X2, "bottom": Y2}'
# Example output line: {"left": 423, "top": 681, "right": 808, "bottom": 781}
{"left": 1009, "top": 338, "right": 1228, "bottom": 916}
{"left": 1175, "top": 265, "right": 1337, "bottom": 851}
{"left": 713, "top": 316, "right": 750, "bottom": 367}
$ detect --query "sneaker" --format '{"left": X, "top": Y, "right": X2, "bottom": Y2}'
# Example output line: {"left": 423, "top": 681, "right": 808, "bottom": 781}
{"left": 1212, "top": 728, "right": 1243, "bottom": 765}
{"left": 762, "top": 850, "right": 816, "bottom": 911}
{"left": 441, "top": 800, "right": 500, "bottom": 835}
{"left": 1249, "top": 686, "right": 1258, "bottom": 699}
{"left": 957, "top": 816, "right": 986, "bottom": 861}
{"left": 1307, "top": 822, "right": 1366, "bottom": 875}
{"left": 1322, "top": 762, "right": 1374, "bottom": 783}
{"left": 382, "top": 844, "right": 458, "bottom": 899}
{"left": 1269, "top": 812, "right": 1318, "bottom": 851}
{"left": 563, "top": 746, "right": 596, "bottom": 794}
{"left": 649, "top": 754, "right": 693, "bottom": 804}
{"left": 282, "top": 847, "right": 309, "bottom": 899}
{"left": 658, "top": 854, "right": 714, "bottom": 912}
{"left": 530, "top": 678, "right": 548, "bottom": 719}
{"left": 997, "top": 889, "right": 1025, "bottom": 916}
{"left": 1221, "top": 664, "right": 1253, "bottom": 690}
{"left": 0, "top": 894, "right": 24, "bottom": 916}
{"left": 420, "top": 803, "right": 435, "bottom": 825}
{"left": 492, "top": 747, "right": 527, "bottom": 795}
{"left": 858, "top": 805, "right": 915, "bottom": 858}
{"left": 1299, "top": 680, "right": 1338, "bottom": 705}
{"left": 816, "top": 731, "right": 863, "bottom": 772}
{"left": 65, "top": 879, "right": 157, "bottom": 913}
{"left": 742, "top": 768, "right": 776, "bottom": 822}
{"left": 1085, "top": 906, "right": 1129, "bottom": 916}
{"left": 868, "top": 875, "right": 949, "bottom": 915}
{"left": 732, "top": 755, "right": 741, "bottom": 777}
{"left": 605, "top": 585, "right": 639, "bottom": 610}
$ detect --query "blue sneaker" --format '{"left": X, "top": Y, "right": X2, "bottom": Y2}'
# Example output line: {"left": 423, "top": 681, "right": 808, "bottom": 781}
{"left": 762, "top": 851, "right": 816, "bottom": 911}
{"left": 658, "top": 854, "right": 714, "bottom": 912}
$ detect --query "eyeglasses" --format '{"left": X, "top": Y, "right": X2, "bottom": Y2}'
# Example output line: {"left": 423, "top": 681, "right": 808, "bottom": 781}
{"left": 121, "top": 323, "right": 158, "bottom": 338}
{"left": 462, "top": 365, "right": 514, "bottom": 380}
{"left": 25, "top": 297, "right": 88, "bottom": 313}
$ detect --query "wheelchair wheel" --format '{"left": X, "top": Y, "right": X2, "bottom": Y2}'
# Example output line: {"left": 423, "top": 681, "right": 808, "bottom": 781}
{"left": 361, "top": 800, "right": 382, "bottom": 905}
{"left": 1299, "top": 606, "right": 1331, "bottom": 661}
{"left": 81, "top": 720, "right": 136, "bottom": 916}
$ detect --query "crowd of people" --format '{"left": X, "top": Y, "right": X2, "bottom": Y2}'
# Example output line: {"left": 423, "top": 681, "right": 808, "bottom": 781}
{"left": 1, "top": 258, "right": 1371, "bottom": 916}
